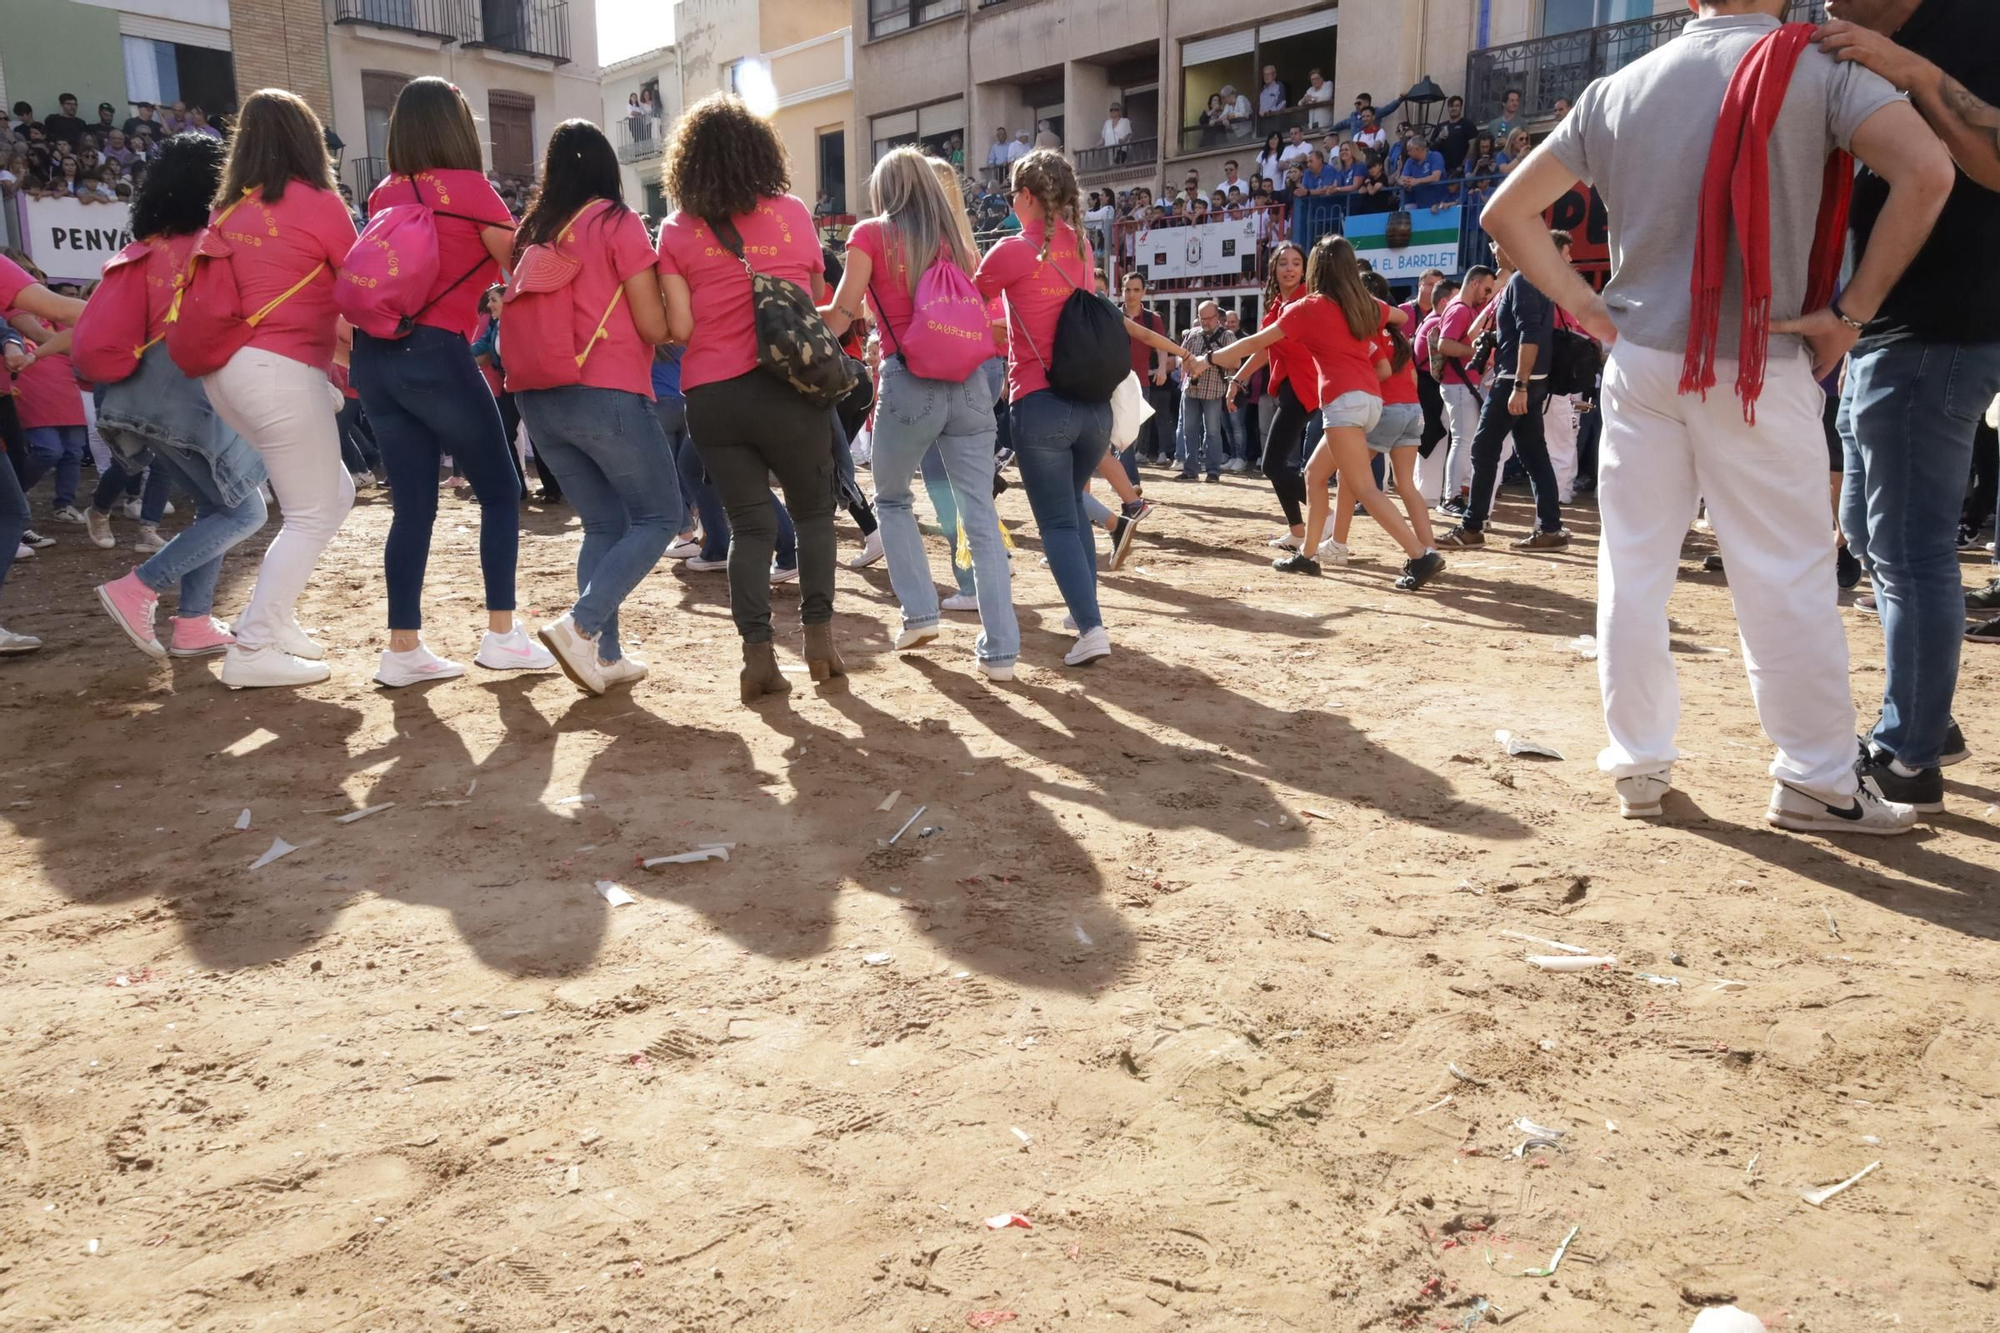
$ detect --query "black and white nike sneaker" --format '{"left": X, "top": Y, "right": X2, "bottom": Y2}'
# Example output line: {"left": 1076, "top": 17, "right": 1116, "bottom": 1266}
{"left": 1857, "top": 716, "right": 1970, "bottom": 768}
{"left": 1766, "top": 776, "right": 1918, "bottom": 835}
{"left": 1856, "top": 752, "right": 1945, "bottom": 813}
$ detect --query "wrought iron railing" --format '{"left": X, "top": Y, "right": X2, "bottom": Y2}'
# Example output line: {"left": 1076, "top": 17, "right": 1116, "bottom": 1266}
{"left": 468, "top": 0, "right": 570, "bottom": 62}
{"left": 1075, "top": 137, "right": 1158, "bottom": 176}
{"left": 1464, "top": 0, "right": 1822, "bottom": 125}
{"left": 869, "top": 0, "right": 964, "bottom": 39}
{"left": 331, "top": 0, "right": 471, "bottom": 41}
{"left": 614, "top": 115, "right": 663, "bottom": 164}
{"left": 348, "top": 155, "right": 388, "bottom": 202}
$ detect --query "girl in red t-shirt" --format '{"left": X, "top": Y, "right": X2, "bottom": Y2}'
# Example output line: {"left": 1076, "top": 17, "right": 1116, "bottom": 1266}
{"left": 352, "top": 77, "right": 554, "bottom": 689}
{"left": 505, "top": 119, "right": 676, "bottom": 697}
{"left": 1223, "top": 240, "right": 1311, "bottom": 548}
{"left": 1210, "top": 235, "right": 1445, "bottom": 592}
{"left": 0, "top": 255, "right": 86, "bottom": 654}
{"left": 1329, "top": 277, "right": 1438, "bottom": 561}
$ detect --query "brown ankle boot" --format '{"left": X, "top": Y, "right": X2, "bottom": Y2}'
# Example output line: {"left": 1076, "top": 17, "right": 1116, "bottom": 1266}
{"left": 739, "top": 640, "right": 791, "bottom": 704}
{"left": 802, "top": 623, "right": 846, "bottom": 683}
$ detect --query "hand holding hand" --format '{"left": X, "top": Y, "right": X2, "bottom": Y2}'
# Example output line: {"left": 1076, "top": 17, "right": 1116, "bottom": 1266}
{"left": 2, "top": 343, "right": 25, "bottom": 374}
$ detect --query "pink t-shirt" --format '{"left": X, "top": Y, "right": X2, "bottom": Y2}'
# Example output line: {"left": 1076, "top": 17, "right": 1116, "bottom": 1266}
{"left": 217, "top": 184, "right": 357, "bottom": 373}
{"left": 973, "top": 220, "right": 1096, "bottom": 404}
{"left": 9, "top": 313, "right": 83, "bottom": 428}
{"left": 142, "top": 233, "right": 198, "bottom": 339}
{"left": 0, "top": 256, "right": 31, "bottom": 398}
{"left": 1436, "top": 298, "right": 1482, "bottom": 391}
{"left": 550, "top": 202, "right": 659, "bottom": 399}
{"left": 367, "top": 170, "right": 514, "bottom": 340}
{"left": 655, "top": 193, "right": 820, "bottom": 393}
{"left": 845, "top": 218, "right": 918, "bottom": 357}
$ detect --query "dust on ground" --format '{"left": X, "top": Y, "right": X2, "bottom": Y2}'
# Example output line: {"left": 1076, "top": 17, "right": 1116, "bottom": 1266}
{"left": 2, "top": 472, "right": 1996, "bottom": 1332}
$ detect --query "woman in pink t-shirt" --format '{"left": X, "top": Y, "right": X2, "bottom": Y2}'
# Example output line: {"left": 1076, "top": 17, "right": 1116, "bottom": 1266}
{"left": 0, "top": 255, "right": 86, "bottom": 654}
{"left": 505, "top": 120, "right": 675, "bottom": 696}
{"left": 198, "top": 89, "right": 359, "bottom": 690}
{"left": 656, "top": 93, "right": 844, "bottom": 702}
{"left": 352, "top": 77, "right": 554, "bottom": 689}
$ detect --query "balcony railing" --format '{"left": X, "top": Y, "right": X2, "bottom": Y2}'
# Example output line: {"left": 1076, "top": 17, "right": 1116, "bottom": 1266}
{"left": 348, "top": 155, "right": 388, "bottom": 202}
{"left": 331, "top": 0, "right": 470, "bottom": 42}
{"left": 1464, "top": 0, "right": 1822, "bottom": 124}
{"left": 614, "top": 116, "right": 663, "bottom": 164}
{"left": 1178, "top": 121, "right": 1261, "bottom": 156}
{"left": 1075, "top": 138, "right": 1158, "bottom": 176}
{"left": 868, "top": 0, "right": 964, "bottom": 39}
{"left": 466, "top": 0, "right": 571, "bottom": 63}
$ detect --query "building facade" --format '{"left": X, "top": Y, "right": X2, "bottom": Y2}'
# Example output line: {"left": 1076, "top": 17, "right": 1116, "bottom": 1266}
{"left": 674, "top": 0, "right": 854, "bottom": 217}
{"left": 600, "top": 44, "right": 677, "bottom": 219}
{"left": 0, "top": 0, "right": 252, "bottom": 129}
{"left": 324, "top": 0, "right": 603, "bottom": 203}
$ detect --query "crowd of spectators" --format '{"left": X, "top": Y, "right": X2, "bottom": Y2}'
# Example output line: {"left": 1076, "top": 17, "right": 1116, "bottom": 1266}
{"left": 2, "top": 94, "right": 228, "bottom": 207}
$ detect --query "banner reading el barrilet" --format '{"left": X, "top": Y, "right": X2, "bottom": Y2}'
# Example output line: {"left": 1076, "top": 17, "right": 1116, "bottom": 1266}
{"left": 17, "top": 195, "right": 134, "bottom": 284}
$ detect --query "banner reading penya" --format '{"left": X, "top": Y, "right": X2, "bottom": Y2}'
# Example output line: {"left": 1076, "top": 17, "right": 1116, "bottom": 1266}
{"left": 14, "top": 195, "right": 134, "bottom": 285}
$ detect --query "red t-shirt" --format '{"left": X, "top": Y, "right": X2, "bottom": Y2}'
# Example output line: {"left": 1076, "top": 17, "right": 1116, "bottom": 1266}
{"left": 216, "top": 184, "right": 357, "bottom": 374}
{"left": 9, "top": 313, "right": 83, "bottom": 428}
{"left": 973, "top": 220, "right": 1096, "bottom": 404}
{"left": 532, "top": 201, "right": 659, "bottom": 399}
{"left": 1261, "top": 292, "right": 1316, "bottom": 410}
{"left": 1274, "top": 294, "right": 1379, "bottom": 408}
{"left": 845, "top": 218, "right": 918, "bottom": 357}
{"left": 1436, "top": 298, "right": 1482, "bottom": 391}
{"left": 366, "top": 170, "right": 513, "bottom": 341}
{"left": 1372, "top": 300, "right": 1418, "bottom": 407}
{"left": 1126, "top": 307, "right": 1163, "bottom": 378}
{"left": 142, "top": 234, "right": 198, "bottom": 339}
{"left": 655, "top": 193, "right": 820, "bottom": 393}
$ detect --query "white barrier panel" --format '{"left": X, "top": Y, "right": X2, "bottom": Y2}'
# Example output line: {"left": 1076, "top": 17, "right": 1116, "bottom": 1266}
{"left": 19, "top": 195, "right": 134, "bottom": 284}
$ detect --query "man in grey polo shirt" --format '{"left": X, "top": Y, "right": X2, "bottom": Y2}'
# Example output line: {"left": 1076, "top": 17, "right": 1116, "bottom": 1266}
{"left": 1477, "top": 0, "right": 1953, "bottom": 836}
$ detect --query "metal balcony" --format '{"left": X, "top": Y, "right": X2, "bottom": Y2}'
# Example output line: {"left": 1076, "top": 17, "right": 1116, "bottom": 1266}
{"left": 1075, "top": 137, "right": 1158, "bottom": 177}
{"left": 331, "top": 0, "right": 471, "bottom": 43}
{"left": 465, "top": 0, "right": 571, "bottom": 63}
{"left": 614, "top": 116, "right": 663, "bottom": 164}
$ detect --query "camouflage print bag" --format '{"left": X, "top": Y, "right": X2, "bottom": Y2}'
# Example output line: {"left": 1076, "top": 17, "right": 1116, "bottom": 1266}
{"left": 712, "top": 217, "right": 858, "bottom": 410}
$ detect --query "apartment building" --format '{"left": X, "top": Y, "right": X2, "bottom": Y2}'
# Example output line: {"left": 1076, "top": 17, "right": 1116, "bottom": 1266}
{"left": 325, "top": 0, "right": 603, "bottom": 202}
{"left": 674, "top": 0, "right": 855, "bottom": 216}
{"left": 600, "top": 45, "right": 678, "bottom": 218}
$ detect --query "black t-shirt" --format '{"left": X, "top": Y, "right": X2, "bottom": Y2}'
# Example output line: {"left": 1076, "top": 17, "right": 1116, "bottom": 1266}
{"left": 1848, "top": 0, "right": 2000, "bottom": 343}
{"left": 1429, "top": 116, "right": 1475, "bottom": 174}
{"left": 42, "top": 112, "right": 87, "bottom": 148}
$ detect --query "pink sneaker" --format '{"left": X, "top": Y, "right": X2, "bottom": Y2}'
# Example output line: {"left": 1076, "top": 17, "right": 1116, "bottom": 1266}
{"left": 95, "top": 571, "right": 165, "bottom": 660}
{"left": 170, "top": 615, "right": 236, "bottom": 658}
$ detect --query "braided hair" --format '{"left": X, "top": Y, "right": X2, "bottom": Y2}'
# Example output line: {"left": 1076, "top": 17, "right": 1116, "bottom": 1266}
{"left": 1010, "top": 149, "right": 1081, "bottom": 263}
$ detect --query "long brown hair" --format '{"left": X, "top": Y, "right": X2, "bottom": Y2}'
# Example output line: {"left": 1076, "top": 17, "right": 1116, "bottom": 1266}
{"left": 1361, "top": 269, "right": 1411, "bottom": 372}
{"left": 215, "top": 89, "right": 334, "bottom": 207}
{"left": 1010, "top": 148, "right": 1080, "bottom": 262}
{"left": 1304, "top": 234, "right": 1376, "bottom": 340}
{"left": 663, "top": 93, "right": 789, "bottom": 224}
{"left": 386, "top": 77, "right": 484, "bottom": 176}
{"left": 1263, "top": 239, "right": 1306, "bottom": 306}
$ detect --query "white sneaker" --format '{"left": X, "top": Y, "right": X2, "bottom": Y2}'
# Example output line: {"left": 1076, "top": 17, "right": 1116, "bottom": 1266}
{"left": 132, "top": 524, "right": 167, "bottom": 553}
{"left": 15, "top": 543, "right": 33, "bottom": 561}
{"left": 686, "top": 555, "right": 728, "bottom": 572}
{"left": 86, "top": 508, "right": 116, "bottom": 549}
{"left": 846, "top": 529, "right": 885, "bottom": 569}
{"left": 1268, "top": 532, "right": 1303, "bottom": 550}
{"left": 895, "top": 625, "right": 940, "bottom": 652}
{"left": 600, "top": 654, "right": 648, "bottom": 688}
{"left": 538, "top": 612, "right": 607, "bottom": 695}
{"left": 665, "top": 537, "right": 703, "bottom": 561}
{"left": 1318, "top": 537, "right": 1350, "bottom": 566}
{"left": 221, "top": 643, "right": 330, "bottom": 689}
{"left": 977, "top": 658, "right": 1015, "bottom": 681}
{"left": 1615, "top": 771, "right": 1672, "bottom": 819}
{"left": 1766, "top": 780, "right": 1916, "bottom": 836}
{"left": 374, "top": 641, "right": 466, "bottom": 688}
{"left": 271, "top": 617, "right": 327, "bottom": 661}
{"left": 21, "top": 530, "right": 54, "bottom": 550}
{"left": 117, "top": 498, "right": 143, "bottom": 520}
{"left": 475, "top": 622, "right": 557, "bottom": 673}
{"left": 770, "top": 564, "right": 800, "bottom": 585}
{"left": 941, "top": 592, "right": 980, "bottom": 612}
{"left": 52, "top": 504, "right": 87, "bottom": 525}
{"left": 0, "top": 626, "right": 42, "bottom": 654}
{"left": 1064, "top": 625, "right": 1111, "bottom": 666}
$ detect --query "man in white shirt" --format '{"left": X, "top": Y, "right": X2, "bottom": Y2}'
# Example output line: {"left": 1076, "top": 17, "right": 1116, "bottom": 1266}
{"left": 1300, "top": 69, "right": 1335, "bottom": 130}
{"left": 1006, "top": 129, "right": 1031, "bottom": 161}
{"left": 1101, "top": 102, "right": 1134, "bottom": 161}
{"left": 1353, "top": 107, "right": 1388, "bottom": 151}
{"left": 1217, "top": 159, "right": 1245, "bottom": 196}
{"left": 985, "top": 127, "right": 1011, "bottom": 181}
{"left": 1279, "top": 125, "right": 1313, "bottom": 164}
{"left": 1258, "top": 66, "right": 1287, "bottom": 117}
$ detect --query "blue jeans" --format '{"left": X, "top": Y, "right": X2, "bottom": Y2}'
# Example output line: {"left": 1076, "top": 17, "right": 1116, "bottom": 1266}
{"left": 1177, "top": 394, "right": 1225, "bottom": 477}
{"left": 1011, "top": 390, "right": 1111, "bottom": 633}
{"left": 23, "top": 425, "right": 87, "bottom": 508}
{"left": 134, "top": 446, "right": 269, "bottom": 618}
{"left": 919, "top": 446, "right": 975, "bottom": 596}
{"left": 353, "top": 324, "right": 519, "bottom": 630}
{"left": 871, "top": 358, "right": 1018, "bottom": 667}
{"left": 0, "top": 430, "right": 28, "bottom": 598}
{"left": 92, "top": 458, "right": 173, "bottom": 523}
{"left": 1839, "top": 335, "right": 2000, "bottom": 767}
{"left": 517, "top": 386, "right": 683, "bottom": 664}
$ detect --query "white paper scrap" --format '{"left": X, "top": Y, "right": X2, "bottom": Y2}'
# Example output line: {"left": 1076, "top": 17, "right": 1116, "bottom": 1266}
{"left": 233, "top": 808, "right": 252, "bottom": 831}
{"left": 335, "top": 802, "right": 395, "bottom": 824}
{"left": 876, "top": 789, "right": 902, "bottom": 813}
{"left": 249, "top": 837, "right": 299, "bottom": 871}
{"left": 642, "top": 847, "right": 730, "bottom": 867}
{"left": 554, "top": 793, "right": 595, "bottom": 806}
{"left": 595, "top": 880, "right": 636, "bottom": 907}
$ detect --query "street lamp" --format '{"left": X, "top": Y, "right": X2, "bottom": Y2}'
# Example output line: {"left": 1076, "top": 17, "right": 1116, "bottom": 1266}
{"left": 1401, "top": 75, "right": 1447, "bottom": 131}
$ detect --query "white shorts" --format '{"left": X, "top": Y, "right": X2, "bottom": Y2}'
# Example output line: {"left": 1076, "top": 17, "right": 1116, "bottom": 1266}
{"left": 1320, "top": 390, "right": 1383, "bottom": 433}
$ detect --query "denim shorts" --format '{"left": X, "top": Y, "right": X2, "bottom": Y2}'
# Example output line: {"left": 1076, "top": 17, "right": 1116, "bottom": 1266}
{"left": 1364, "top": 400, "right": 1422, "bottom": 453}
{"left": 1320, "top": 389, "right": 1383, "bottom": 433}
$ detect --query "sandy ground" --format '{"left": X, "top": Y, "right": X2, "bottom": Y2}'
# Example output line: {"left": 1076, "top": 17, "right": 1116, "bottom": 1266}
{"left": 2, "top": 464, "right": 1998, "bottom": 1333}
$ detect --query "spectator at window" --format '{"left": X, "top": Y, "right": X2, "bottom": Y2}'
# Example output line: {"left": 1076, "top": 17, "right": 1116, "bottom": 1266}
{"left": 43, "top": 94, "right": 86, "bottom": 150}
{"left": 1551, "top": 97, "right": 1572, "bottom": 120}
{"left": 1429, "top": 94, "right": 1474, "bottom": 175}
{"left": 1278, "top": 125, "right": 1312, "bottom": 166}
{"left": 1218, "top": 85, "right": 1254, "bottom": 140}
{"left": 1487, "top": 88, "right": 1524, "bottom": 142}
{"left": 627, "top": 93, "right": 649, "bottom": 142}
{"left": 985, "top": 126, "right": 1010, "bottom": 180}
{"left": 1008, "top": 128, "right": 1031, "bottom": 160}
{"left": 122, "top": 101, "right": 157, "bottom": 139}
{"left": 1398, "top": 134, "right": 1447, "bottom": 210}
{"left": 1300, "top": 69, "right": 1335, "bottom": 131}
{"left": 1034, "top": 119, "right": 1061, "bottom": 150}
{"left": 1258, "top": 65, "right": 1288, "bottom": 118}
{"left": 1102, "top": 102, "right": 1133, "bottom": 160}
{"left": 1352, "top": 107, "right": 1388, "bottom": 153}
{"left": 1256, "top": 132, "right": 1285, "bottom": 184}
{"left": 1198, "top": 93, "right": 1227, "bottom": 148}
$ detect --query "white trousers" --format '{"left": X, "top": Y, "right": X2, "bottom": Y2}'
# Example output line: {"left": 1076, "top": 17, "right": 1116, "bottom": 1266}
{"left": 1544, "top": 393, "right": 1578, "bottom": 502}
{"left": 204, "top": 347, "right": 355, "bottom": 648}
{"left": 1418, "top": 382, "right": 1484, "bottom": 505}
{"left": 1595, "top": 342, "right": 1854, "bottom": 799}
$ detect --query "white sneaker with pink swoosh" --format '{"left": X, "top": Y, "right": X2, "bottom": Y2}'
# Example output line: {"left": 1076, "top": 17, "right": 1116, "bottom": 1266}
{"left": 475, "top": 622, "right": 558, "bottom": 673}
{"left": 374, "top": 641, "right": 467, "bottom": 688}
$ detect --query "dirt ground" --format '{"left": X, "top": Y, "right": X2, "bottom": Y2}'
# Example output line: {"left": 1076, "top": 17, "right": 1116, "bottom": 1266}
{"left": 2, "top": 465, "right": 1997, "bottom": 1333}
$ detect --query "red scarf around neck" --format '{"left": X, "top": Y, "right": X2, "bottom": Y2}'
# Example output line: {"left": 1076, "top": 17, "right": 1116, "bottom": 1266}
{"left": 1680, "top": 22, "right": 1853, "bottom": 424}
